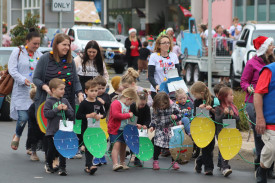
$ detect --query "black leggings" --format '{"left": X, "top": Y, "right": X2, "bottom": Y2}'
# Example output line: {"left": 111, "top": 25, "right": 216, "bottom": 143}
{"left": 153, "top": 145, "right": 174, "bottom": 162}
{"left": 46, "top": 136, "right": 66, "bottom": 168}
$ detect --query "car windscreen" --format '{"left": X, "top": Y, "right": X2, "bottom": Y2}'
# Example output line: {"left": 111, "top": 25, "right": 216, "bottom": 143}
{"left": 0, "top": 50, "right": 12, "bottom": 69}
{"left": 77, "top": 29, "right": 116, "bottom": 41}
{"left": 251, "top": 30, "right": 275, "bottom": 45}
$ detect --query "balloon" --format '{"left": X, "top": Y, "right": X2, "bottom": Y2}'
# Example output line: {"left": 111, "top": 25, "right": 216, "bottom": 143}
{"left": 190, "top": 117, "right": 215, "bottom": 148}
{"left": 54, "top": 130, "right": 79, "bottom": 158}
{"left": 73, "top": 105, "right": 81, "bottom": 134}
{"left": 83, "top": 128, "right": 107, "bottom": 158}
{"left": 100, "top": 118, "right": 109, "bottom": 139}
{"left": 218, "top": 128, "right": 242, "bottom": 160}
{"left": 123, "top": 124, "right": 139, "bottom": 154}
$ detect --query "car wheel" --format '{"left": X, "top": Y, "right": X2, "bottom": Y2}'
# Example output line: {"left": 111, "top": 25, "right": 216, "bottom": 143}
{"left": 193, "top": 64, "right": 204, "bottom": 82}
{"left": 185, "top": 64, "right": 193, "bottom": 85}
{"left": 0, "top": 96, "right": 12, "bottom": 121}
{"left": 230, "top": 62, "right": 239, "bottom": 89}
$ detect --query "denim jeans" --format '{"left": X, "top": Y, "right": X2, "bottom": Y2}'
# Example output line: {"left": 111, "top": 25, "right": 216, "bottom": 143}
{"left": 181, "top": 117, "right": 191, "bottom": 134}
{"left": 15, "top": 110, "right": 29, "bottom": 137}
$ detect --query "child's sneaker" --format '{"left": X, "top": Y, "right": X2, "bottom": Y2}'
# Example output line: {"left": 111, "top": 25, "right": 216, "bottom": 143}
{"left": 222, "top": 168, "right": 232, "bottom": 177}
{"left": 172, "top": 161, "right": 180, "bottom": 170}
{"left": 153, "top": 160, "right": 160, "bottom": 170}
{"left": 113, "top": 164, "right": 123, "bottom": 171}
{"left": 73, "top": 151, "right": 82, "bottom": 159}
{"left": 134, "top": 157, "right": 143, "bottom": 167}
{"left": 58, "top": 168, "right": 67, "bottom": 176}
{"left": 120, "top": 162, "right": 129, "bottom": 170}
{"left": 30, "top": 153, "right": 39, "bottom": 161}
{"left": 204, "top": 170, "right": 213, "bottom": 176}
{"left": 194, "top": 159, "right": 202, "bottom": 173}
{"left": 45, "top": 163, "right": 54, "bottom": 173}
{"left": 93, "top": 158, "right": 101, "bottom": 166}
{"left": 100, "top": 156, "right": 107, "bottom": 164}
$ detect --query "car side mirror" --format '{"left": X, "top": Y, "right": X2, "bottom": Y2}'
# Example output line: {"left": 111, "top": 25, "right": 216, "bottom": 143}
{"left": 116, "top": 38, "right": 121, "bottom": 42}
{"left": 236, "top": 40, "right": 246, "bottom": 47}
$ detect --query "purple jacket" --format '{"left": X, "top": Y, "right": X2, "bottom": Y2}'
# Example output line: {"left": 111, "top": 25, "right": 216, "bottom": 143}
{"left": 240, "top": 56, "right": 265, "bottom": 103}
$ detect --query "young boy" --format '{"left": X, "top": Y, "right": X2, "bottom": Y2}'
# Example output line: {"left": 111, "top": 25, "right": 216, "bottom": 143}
{"left": 138, "top": 41, "right": 151, "bottom": 75}
{"left": 110, "top": 76, "right": 123, "bottom": 100}
{"left": 76, "top": 79, "right": 105, "bottom": 175}
{"left": 43, "top": 78, "right": 74, "bottom": 176}
{"left": 147, "top": 35, "right": 154, "bottom": 53}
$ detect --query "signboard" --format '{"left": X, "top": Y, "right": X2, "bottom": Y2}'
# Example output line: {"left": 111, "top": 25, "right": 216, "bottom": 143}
{"left": 52, "top": 0, "right": 72, "bottom": 12}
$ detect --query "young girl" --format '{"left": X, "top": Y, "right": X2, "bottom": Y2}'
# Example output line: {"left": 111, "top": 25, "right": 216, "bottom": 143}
{"left": 149, "top": 92, "right": 181, "bottom": 170}
{"left": 215, "top": 87, "right": 239, "bottom": 177}
{"left": 108, "top": 88, "right": 138, "bottom": 171}
{"left": 174, "top": 89, "right": 194, "bottom": 135}
{"left": 130, "top": 90, "right": 151, "bottom": 167}
{"left": 121, "top": 67, "right": 153, "bottom": 107}
{"left": 190, "top": 81, "right": 216, "bottom": 175}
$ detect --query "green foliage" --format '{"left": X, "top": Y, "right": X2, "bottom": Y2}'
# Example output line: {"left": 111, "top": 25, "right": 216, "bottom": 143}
{"left": 10, "top": 13, "right": 43, "bottom": 46}
{"left": 234, "top": 90, "right": 250, "bottom": 131}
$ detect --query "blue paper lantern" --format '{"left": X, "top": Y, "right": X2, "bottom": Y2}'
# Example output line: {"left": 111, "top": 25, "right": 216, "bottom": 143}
{"left": 123, "top": 124, "right": 139, "bottom": 154}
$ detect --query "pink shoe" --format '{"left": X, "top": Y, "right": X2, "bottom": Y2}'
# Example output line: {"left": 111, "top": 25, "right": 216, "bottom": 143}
{"left": 153, "top": 160, "right": 160, "bottom": 170}
{"left": 172, "top": 162, "right": 180, "bottom": 170}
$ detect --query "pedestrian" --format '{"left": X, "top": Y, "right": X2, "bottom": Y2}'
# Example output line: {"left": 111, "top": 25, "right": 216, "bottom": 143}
{"left": 201, "top": 23, "right": 216, "bottom": 47}
{"left": 229, "top": 17, "right": 242, "bottom": 48}
{"left": 138, "top": 41, "right": 151, "bottom": 75}
{"left": 9, "top": 28, "right": 42, "bottom": 151}
{"left": 108, "top": 88, "right": 138, "bottom": 171}
{"left": 149, "top": 92, "right": 181, "bottom": 170}
{"left": 41, "top": 26, "right": 50, "bottom": 47}
{"left": 190, "top": 81, "right": 216, "bottom": 175}
{"left": 148, "top": 35, "right": 180, "bottom": 99}
{"left": 43, "top": 78, "right": 74, "bottom": 176}
{"left": 199, "top": 24, "right": 207, "bottom": 48}
{"left": 125, "top": 28, "right": 141, "bottom": 70}
{"left": 147, "top": 35, "right": 154, "bottom": 53}
{"left": 76, "top": 79, "right": 105, "bottom": 175}
{"left": 74, "top": 40, "right": 109, "bottom": 91}
{"left": 172, "top": 37, "right": 182, "bottom": 58}
{"left": 215, "top": 87, "right": 240, "bottom": 177}
{"left": 166, "top": 27, "right": 174, "bottom": 40}
{"left": 240, "top": 36, "right": 275, "bottom": 178}
{"left": 130, "top": 90, "right": 151, "bottom": 167}
{"left": 110, "top": 76, "right": 123, "bottom": 100}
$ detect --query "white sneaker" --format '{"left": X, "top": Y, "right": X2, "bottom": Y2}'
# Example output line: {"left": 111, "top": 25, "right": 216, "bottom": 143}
{"left": 222, "top": 168, "right": 232, "bottom": 177}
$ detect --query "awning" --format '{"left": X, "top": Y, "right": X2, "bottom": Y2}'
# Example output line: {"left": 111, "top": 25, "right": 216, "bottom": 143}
{"left": 74, "top": 1, "right": 101, "bottom": 23}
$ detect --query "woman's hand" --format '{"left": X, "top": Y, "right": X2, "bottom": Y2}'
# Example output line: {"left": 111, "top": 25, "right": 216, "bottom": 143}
{"left": 25, "top": 79, "right": 31, "bottom": 86}
{"left": 247, "top": 86, "right": 254, "bottom": 93}
{"left": 78, "top": 93, "right": 84, "bottom": 103}
{"left": 155, "top": 85, "right": 160, "bottom": 92}
{"left": 130, "top": 45, "right": 135, "bottom": 49}
{"left": 42, "top": 84, "right": 52, "bottom": 96}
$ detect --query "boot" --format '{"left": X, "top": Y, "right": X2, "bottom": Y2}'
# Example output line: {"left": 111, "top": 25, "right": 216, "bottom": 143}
{"left": 255, "top": 167, "right": 267, "bottom": 183}
{"left": 153, "top": 160, "right": 160, "bottom": 170}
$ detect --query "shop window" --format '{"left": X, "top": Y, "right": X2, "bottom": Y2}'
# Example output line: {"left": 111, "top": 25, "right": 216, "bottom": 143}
{"left": 258, "top": 0, "right": 266, "bottom": 21}
{"left": 246, "top": 0, "right": 255, "bottom": 21}
{"left": 234, "top": 0, "right": 243, "bottom": 22}
{"left": 270, "top": 0, "right": 275, "bottom": 21}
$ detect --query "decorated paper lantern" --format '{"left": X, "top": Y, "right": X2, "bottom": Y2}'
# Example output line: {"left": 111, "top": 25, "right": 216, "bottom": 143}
{"left": 100, "top": 118, "right": 109, "bottom": 139}
{"left": 36, "top": 102, "right": 47, "bottom": 133}
{"left": 83, "top": 128, "right": 107, "bottom": 158}
{"left": 190, "top": 117, "right": 215, "bottom": 148}
{"left": 54, "top": 130, "right": 79, "bottom": 158}
{"left": 73, "top": 105, "right": 81, "bottom": 134}
{"left": 123, "top": 124, "right": 139, "bottom": 154}
{"left": 218, "top": 128, "right": 242, "bottom": 160}
{"left": 135, "top": 129, "right": 153, "bottom": 161}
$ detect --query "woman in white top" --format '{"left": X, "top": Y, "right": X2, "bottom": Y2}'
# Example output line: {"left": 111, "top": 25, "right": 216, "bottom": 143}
{"left": 148, "top": 35, "right": 180, "bottom": 99}
{"left": 74, "top": 40, "right": 109, "bottom": 90}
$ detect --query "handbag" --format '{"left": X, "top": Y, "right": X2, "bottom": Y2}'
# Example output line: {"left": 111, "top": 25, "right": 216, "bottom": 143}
{"left": 0, "top": 46, "right": 22, "bottom": 95}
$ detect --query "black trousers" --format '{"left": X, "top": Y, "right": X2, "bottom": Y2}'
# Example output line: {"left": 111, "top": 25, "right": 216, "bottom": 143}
{"left": 153, "top": 145, "right": 174, "bottom": 162}
{"left": 196, "top": 138, "right": 215, "bottom": 171}
{"left": 85, "top": 147, "right": 94, "bottom": 168}
{"left": 46, "top": 135, "right": 66, "bottom": 168}
{"left": 127, "top": 56, "right": 138, "bottom": 71}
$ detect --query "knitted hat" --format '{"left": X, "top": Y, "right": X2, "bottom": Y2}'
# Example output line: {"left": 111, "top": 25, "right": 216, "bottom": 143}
{"left": 148, "top": 35, "right": 154, "bottom": 42}
{"left": 111, "top": 76, "right": 121, "bottom": 91}
{"left": 253, "top": 36, "right": 274, "bottom": 56}
{"left": 128, "top": 28, "right": 137, "bottom": 35}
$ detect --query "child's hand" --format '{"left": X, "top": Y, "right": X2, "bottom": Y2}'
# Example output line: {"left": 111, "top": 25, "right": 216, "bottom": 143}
{"left": 178, "top": 121, "right": 182, "bottom": 125}
{"left": 142, "top": 125, "right": 147, "bottom": 129}
{"left": 199, "top": 104, "right": 206, "bottom": 108}
{"left": 224, "top": 107, "right": 229, "bottom": 114}
{"left": 95, "top": 114, "right": 103, "bottom": 120}
{"left": 86, "top": 112, "right": 95, "bottom": 118}
{"left": 171, "top": 114, "right": 177, "bottom": 120}
{"left": 129, "top": 112, "right": 133, "bottom": 118}
{"left": 149, "top": 127, "right": 154, "bottom": 132}
{"left": 57, "top": 104, "right": 63, "bottom": 111}
{"left": 229, "top": 109, "right": 234, "bottom": 116}
{"left": 205, "top": 105, "right": 212, "bottom": 110}
{"left": 62, "top": 104, "right": 68, "bottom": 110}
{"left": 97, "top": 97, "right": 105, "bottom": 105}
{"left": 137, "top": 124, "right": 142, "bottom": 129}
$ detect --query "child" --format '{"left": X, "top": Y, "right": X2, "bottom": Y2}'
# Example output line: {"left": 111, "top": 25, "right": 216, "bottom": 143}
{"left": 190, "top": 81, "right": 216, "bottom": 175}
{"left": 138, "top": 41, "right": 151, "bottom": 75}
{"left": 26, "top": 84, "right": 44, "bottom": 161}
{"left": 149, "top": 92, "right": 181, "bottom": 170}
{"left": 43, "top": 78, "right": 74, "bottom": 176}
{"left": 110, "top": 76, "right": 123, "bottom": 100}
{"left": 174, "top": 89, "right": 194, "bottom": 135}
{"left": 215, "top": 87, "right": 239, "bottom": 177}
{"left": 213, "top": 83, "right": 227, "bottom": 97}
{"left": 76, "top": 80, "right": 105, "bottom": 175}
{"left": 108, "top": 88, "right": 138, "bottom": 171}
{"left": 130, "top": 90, "right": 151, "bottom": 167}
{"left": 93, "top": 75, "right": 110, "bottom": 165}
{"left": 147, "top": 35, "right": 154, "bottom": 53}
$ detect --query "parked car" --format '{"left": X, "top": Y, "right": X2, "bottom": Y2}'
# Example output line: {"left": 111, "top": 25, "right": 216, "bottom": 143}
{"left": 230, "top": 23, "right": 275, "bottom": 88}
{"left": 66, "top": 25, "right": 126, "bottom": 74}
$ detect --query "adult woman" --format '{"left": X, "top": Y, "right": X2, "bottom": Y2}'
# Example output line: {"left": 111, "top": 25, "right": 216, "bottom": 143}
{"left": 33, "top": 33, "right": 83, "bottom": 114}
{"left": 9, "top": 28, "right": 42, "bottom": 150}
{"left": 240, "top": 36, "right": 275, "bottom": 178}
{"left": 74, "top": 40, "right": 109, "bottom": 90}
{"left": 125, "top": 28, "right": 141, "bottom": 71}
{"left": 148, "top": 35, "right": 180, "bottom": 99}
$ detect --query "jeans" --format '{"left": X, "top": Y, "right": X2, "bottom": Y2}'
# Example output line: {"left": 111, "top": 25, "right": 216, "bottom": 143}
{"left": 15, "top": 110, "right": 29, "bottom": 137}
{"left": 181, "top": 117, "right": 191, "bottom": 134}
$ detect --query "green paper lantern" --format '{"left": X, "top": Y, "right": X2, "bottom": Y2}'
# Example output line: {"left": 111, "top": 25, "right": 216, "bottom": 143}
{"left": 135, "top": 137, "right": 154, "bottom": 161}
{"left": 73, "top": 105, "right": 81, "bottom": 134}
{"left": 83, "top": 128, "right": 107, "bottom": 158}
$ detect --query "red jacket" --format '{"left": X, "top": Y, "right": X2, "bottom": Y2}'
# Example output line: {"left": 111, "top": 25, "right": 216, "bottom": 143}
{"left": 108, "top": 100, "right": 131, "bottom": 135}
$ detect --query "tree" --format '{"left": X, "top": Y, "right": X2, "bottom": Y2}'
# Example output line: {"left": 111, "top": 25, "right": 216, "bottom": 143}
{"left": 10, "top": 13, "right": 43, "bottom": 46}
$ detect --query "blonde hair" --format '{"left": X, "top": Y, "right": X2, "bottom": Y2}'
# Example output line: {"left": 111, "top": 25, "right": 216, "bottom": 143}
{"left": 121, "top": 88, "right": 138, "bottom": 101}
{"left": 154, "top": 35, "right": 173, "bottom": 53}
{"left": 129, "top": 34, "right": 137, "bottom": 42}
{"left": 152, "top": 92, "right": 170, "bottom": 113}
{"left": 121, "top": 67, "right": 139, "bottom": 84}
{"left": 190, "top": 81, "right": 213, "bottom": 105}
{"left": 30, "top": 83, "right": 37, "bottom": 101}
{"left": 175, "top": 88, "right": 187, "bottom": 99}
{"left": 52, "top": 33, "right": 72, "bottom": 63}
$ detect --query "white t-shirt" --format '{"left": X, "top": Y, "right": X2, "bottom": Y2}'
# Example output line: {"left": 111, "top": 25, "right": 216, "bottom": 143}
{"left": 148, "top": 52, "right": 179, "bottom": 92}
{"left": 229, "top": 24, "right": 242, "bottom": 40}
{"left": 203, "top": 29, "right": 216, "bottom": 46}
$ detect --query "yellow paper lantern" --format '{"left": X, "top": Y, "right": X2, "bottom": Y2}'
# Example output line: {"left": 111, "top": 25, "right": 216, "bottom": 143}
{"left": 190, "top": 117, "right": 215, "bottom": 148}
{"left": 100, "top": 118, "right": 109, "bottom": 139}
{"left": 218, "top": 128, "right": 242, "bottom": 160}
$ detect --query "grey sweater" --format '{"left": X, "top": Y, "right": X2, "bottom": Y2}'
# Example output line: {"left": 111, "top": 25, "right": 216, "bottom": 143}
{"left": 44, "top": 97, "right": 74, "bottom": 136}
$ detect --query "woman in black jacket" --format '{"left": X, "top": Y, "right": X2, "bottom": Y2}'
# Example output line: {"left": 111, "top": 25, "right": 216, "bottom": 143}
{"left": 125, "top": 28, "right": 141, "bottom": 71}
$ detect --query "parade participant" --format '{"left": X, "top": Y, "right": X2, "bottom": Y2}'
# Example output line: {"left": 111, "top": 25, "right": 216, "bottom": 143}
{"left": 43, "top": 78, "right": 74, "bottom": 176}
{"left": 229, "top": 17, "right": 242, "bottom": 48}
{"left": 130, "top": 90, "right": 151, "bottom": 167}
{"left": 41, "top": 26, "right": 50, "bottom": 47}
{"left": 125, "top": 28, "right": 142, "bottom": 70}
{"left": 190, "top": 81, "right": 216, "bottom": 175}
{"left": 215, "top": 87, "right": 240, "bottom": 177}
{"left": 241, "top": 36, "right": 275, "bottom": 177}
{"left": 148, "top": 35, "right": 180, "bottom": 99}
{"left": 149, "top": 92, "right": 181, "bottom": 170}
{"left": 74, "top": 40, "right": 109, "bottom": 91}
{"left": 138, "top": 41, "right": 151, "bottom": 76}
{"left": 110, "top": 76, "right": 123, "bottom": 100}
{"left": 76, "top": 79, "right": 105, "bottom": 175}
{"left": 9, "top": 28, "right": 42, "bottom": 151}
{"left": 199, "top": 24, "right": 207, "bottom": 47}
{"left": 147, "top": 35, "right": 154, "bottom": 53}
{"left": 166, "top": 27, "right": 174, "bottom": 40}
{"left": 108, "top": 88, "right": 138, "bottom": 171}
